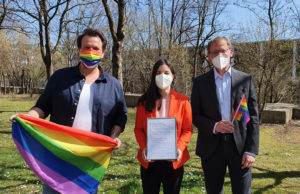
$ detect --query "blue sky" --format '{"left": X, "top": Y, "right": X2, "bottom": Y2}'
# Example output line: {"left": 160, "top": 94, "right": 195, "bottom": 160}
{"left": 218, "top": 0, "right": 300, "bottom": 41}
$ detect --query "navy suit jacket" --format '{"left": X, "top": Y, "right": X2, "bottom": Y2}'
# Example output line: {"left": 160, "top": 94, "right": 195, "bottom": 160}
{"left": 191, "top": 67, "right": 259, "bottom": 159}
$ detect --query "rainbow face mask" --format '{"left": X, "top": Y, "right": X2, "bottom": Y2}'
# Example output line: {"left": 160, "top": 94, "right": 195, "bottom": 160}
{"left": 79, "top": 49, "right": 102, "bottom": 68}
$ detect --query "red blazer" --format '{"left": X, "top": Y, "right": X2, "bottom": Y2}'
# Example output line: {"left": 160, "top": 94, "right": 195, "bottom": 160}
{"left": 134, "top": 89, "right": 193, "bottom": 169}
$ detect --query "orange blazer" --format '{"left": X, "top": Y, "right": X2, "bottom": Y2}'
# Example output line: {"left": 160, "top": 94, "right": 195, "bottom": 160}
{"left": 134, "top": 89, "right": 193, "bottom": 169}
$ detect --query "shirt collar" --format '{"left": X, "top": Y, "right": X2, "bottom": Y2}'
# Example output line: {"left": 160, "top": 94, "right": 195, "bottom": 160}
{"left": 96, "top": 66, "right": 107, "bottom": 83}
{"left": 74, "top": 63, "right": 107, "bottom": 83}
{"left": 214, "top": 66, "right": 232, "bottom": 79}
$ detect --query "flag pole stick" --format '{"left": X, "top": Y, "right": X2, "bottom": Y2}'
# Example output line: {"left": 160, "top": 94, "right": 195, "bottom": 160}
{"left": 232, "top": 94, "right": 245, "bottom": 123}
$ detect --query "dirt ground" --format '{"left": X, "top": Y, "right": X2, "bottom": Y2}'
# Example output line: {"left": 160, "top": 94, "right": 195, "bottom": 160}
{"left": 267, "top": 120, "right": 300, "bottom": 144}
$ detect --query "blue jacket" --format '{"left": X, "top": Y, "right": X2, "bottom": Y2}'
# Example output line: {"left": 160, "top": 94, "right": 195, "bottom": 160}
{"left": 35, "top": 65, "right": 127, "bottom": 136}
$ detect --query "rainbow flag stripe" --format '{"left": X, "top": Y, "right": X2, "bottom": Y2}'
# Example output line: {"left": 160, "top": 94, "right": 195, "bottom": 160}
{"left": 80, "top": 49, "right": 102, "bottom": 64}
{"left": 12, "top": 114, "right": 117, "bottom": 194}
{"left": 233, "top": 95, "right": 250, "bottom": 124}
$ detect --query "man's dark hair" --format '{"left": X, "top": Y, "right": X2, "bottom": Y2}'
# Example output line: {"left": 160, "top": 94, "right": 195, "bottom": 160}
{"left": 77, "top": 28, "right": 107, "bottom": 51}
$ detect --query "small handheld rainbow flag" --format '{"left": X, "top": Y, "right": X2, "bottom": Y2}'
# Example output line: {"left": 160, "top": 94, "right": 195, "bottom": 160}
{"left": 232, "top": 94, "right": 250, "bottom": 124}
{"left": 12, "top": 114, "right": 117, "bottom": 194}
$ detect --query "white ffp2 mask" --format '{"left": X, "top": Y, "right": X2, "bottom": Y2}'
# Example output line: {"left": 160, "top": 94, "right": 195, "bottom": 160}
{"left": 212, "top": 55, "right": 230, "bottom": 70}
{"left": 155, "top": 73, "right": 173, "bottom": 89}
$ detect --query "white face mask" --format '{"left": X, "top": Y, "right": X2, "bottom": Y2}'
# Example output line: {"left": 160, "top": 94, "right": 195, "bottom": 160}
{"left": 212, "top": 55, "right": 230, "bottom": 70}
{"left": 155, "top": 73, "right": 173, "bottom": 89}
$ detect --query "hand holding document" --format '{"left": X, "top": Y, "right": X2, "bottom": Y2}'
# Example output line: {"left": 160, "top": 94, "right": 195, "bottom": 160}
{"left": 146, "top": 118, "right": 177, "bottom": 160}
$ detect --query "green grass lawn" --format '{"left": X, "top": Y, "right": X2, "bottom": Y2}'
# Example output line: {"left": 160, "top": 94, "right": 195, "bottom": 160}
{"left": 0, "top": 96, "right": 300, "bottom": 193}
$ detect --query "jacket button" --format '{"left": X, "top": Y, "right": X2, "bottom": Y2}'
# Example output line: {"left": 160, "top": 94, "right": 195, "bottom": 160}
{"left": 71, "top": 117, "right": 74, "bottom": 120}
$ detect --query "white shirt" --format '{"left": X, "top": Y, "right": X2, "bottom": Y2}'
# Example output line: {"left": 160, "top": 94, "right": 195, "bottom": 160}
{"left": 156, "top": 95, "right": 170, "bottom": 118}
{"left": 72, "top": 83, "right": 93, "bottom": 131}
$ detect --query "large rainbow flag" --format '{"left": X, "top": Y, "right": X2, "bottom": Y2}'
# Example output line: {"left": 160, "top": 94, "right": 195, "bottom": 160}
{"left": 12, "top": 114, "right": 117, "bottom": 194}
{"left": 232, "top": 95, "right": 250, "bottom": 124}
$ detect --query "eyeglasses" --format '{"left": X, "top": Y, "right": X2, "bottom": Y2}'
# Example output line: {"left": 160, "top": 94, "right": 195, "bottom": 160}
{"left": 209, "top": 48, "right": 231, "bottom": 56}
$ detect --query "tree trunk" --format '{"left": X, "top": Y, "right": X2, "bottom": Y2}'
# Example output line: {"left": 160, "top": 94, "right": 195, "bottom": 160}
{"left": 102, "top": 0, "right": 126, "bottom": 88}
{"left": 21, "top": 69, "right": 25, "bottom": 94}
{"left": 45, "top": 57, "right": 53, "bottom": 80}
{"left": 112, "top": 42, "right": 123, "bottom": 87}
{"left": 3, "top": 74, "right": 6, "bottom": 95}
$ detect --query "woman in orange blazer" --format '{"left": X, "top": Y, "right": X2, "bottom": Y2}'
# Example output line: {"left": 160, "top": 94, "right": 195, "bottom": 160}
{"left": 134, "top": 59, "right": 193, "bottom": 194}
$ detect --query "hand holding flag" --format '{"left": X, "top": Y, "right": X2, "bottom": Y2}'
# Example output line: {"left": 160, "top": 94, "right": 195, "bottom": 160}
{"left": 232, "top": 94, "right": 250, "bottom": 124}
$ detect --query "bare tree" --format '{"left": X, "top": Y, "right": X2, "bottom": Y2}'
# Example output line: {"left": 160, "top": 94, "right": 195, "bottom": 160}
{"left": 119, "top": 0, "right": 228, "bottom": 94}
{"left": 122, "top": 1, "right": 159, "bottom": 93}
{"left": 102, "top": 0, "right": 126, "bottom": 87}
{"left": 11, "top": 0, "right": 97, "bottom": 79}
{"left": 11, "top": 0, "right": 73, "bottom": 79}
{"left": 0, "top": 0, "right": 11, "bottom": 29}
{"left": 0, "top": 0, "right": 26, "bottom": 32}
{"left": 190, "top": 0, "right": 227, "bottom": 78}
{"left": 0, "top": 31, "right": 12, "bottom": 94}
{"left": 0, "top": 31, "right": 46, "bottom": 94}
{"left": 168, "top": 0, "right": 193, "bottom": 48}
{"left": 290, "top": 0, "right": 300, "bottom": 35}
{"left": 233, "top": 0, "right": 294, "bottom": 118}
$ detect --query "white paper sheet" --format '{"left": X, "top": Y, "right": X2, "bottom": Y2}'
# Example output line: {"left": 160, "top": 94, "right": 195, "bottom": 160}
{"left": 147, "top": 118, "right": 177, "bottom": 160}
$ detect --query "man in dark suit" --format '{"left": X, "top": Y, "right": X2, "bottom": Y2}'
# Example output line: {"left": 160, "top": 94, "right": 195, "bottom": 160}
{"left": 191, "top": 37, "right": 259, "bottom": 194}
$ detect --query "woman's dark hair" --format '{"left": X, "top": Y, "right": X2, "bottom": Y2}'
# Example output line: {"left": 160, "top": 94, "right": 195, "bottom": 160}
{"left": 138, "top": 59, "right": 175, "bottom": 112}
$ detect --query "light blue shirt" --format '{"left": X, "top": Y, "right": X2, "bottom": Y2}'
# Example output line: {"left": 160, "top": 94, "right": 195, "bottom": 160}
{"left": 214, "top": 67, "right": 232, "bottom": 122}
{"left": 212, "top": 67, "right": 231, "bottom": 134}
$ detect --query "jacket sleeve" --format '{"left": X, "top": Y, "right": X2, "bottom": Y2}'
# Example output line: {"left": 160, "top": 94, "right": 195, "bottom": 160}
{"left": 245, "top": 76, "right": 260, "bottom": 155}
{"left": 134, "top": 104, "right": 147, "bottom": 151}
{"left": 35, "top": 71, "right": 58, "bottom": 118}
{"left": 191, "top": 78, "right": 218, "bottom": 135}
{"left": 177, "top": 99, "right": 193, "bottom": 152}
{"left": 112, "top": 82, "right": 128, "bottom": 131}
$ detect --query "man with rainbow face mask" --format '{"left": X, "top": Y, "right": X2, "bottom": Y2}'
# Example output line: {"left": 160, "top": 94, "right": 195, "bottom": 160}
{"left": 10, "top": 28, "right": 128, "bottom": 194}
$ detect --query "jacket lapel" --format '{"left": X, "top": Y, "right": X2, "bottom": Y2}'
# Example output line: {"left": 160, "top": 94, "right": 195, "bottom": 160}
{"left": 209, "top": 70, "right": 222, "bottom": 119}
{"left": 231, "top": 68, "right": 244, "bottom": 118}
{"left": 168, "top": 89, "right": 175, "bottom": 118}
{"left": 231, "top": 68, "right": 237, "bottom": 118}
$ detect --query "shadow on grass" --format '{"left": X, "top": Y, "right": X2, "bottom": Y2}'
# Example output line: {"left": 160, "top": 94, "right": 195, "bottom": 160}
{"left": 0, "top": 131, "right": 11, "bottom": 134}
{"left": 0, "top": 111, "right": 27, "bottom": 113}
{"left": 181, "top": 166, "right": 300, "bottom": 193}
{"left": 101, "top": 174, "right": 142, "bottom": 193}
{"left": 0, "top": 179, "right": 41, "bottom": 190}
{"left": 252, "top": 166, "right": 300, "bottom": 194}
{"left": 104, "top": 173, "right": 140, "bottom": 180}
{"left": 117, "top": 181, "right": 142, "bottom": 194}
